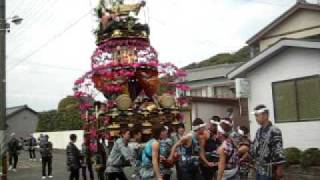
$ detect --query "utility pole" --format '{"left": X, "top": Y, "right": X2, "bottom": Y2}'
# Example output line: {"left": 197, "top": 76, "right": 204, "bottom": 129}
{"left": 0, "top": 0, "right": 6, "bottom": 179}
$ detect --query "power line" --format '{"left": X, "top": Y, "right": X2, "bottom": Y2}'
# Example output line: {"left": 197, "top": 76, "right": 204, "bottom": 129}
{"left": 8, "top": 0, "right": 27, "bottom": 17}
{"left": 20, "top": 61, "right": 88, "bottom": 72}
{"left": 9, "top": 0, "right": 63, "bottom": 39}
{"left": 7, "top": 10, "right": 91, "bottom": 72}
{"left": 248, "top": 0, "right": 290, "bottom": 7}
{"left": 7, "top": 0, "right": 69, "bottom": 53}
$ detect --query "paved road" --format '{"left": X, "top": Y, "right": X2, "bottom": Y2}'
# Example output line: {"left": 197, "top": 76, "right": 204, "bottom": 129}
{"left": 8, "top": 150, "right": 69, "bottom": 180}
{"left": 7, "top": 150, "right": 174, "bottom": 180}
{"left": 8, "top": 150, "right": 312, "bottom": 180}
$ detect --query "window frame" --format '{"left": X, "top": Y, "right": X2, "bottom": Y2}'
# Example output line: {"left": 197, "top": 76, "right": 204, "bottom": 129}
{"left": 272, "top": 75, "right": 320, "bottom": 123}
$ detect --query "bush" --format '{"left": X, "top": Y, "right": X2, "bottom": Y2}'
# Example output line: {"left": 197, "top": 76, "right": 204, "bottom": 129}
{"left": 284, "top": 147, "right": 302, "bottom": 166}
{"left": 300, "top": 148, "right": 320, "bottom": 168}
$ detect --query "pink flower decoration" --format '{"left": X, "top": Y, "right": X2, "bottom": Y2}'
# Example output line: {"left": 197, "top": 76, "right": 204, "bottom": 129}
{"left": 89, "top": 129, "right": 97, "bottom": 138}
{"left": 81, "top": 114, "right": 87, "bottom": 120}
{"left": 126, "top": 71, "right": 135, "bottom": 77}
{"left": 104, "top": 116, "right": 110, "bottom": 125}
{"left": 177, "top": 113, "right": 185, "bottom": 121}
{"left": 176, "top": 84, "right": 191, "bottom": 91}
{"left": 133, "top": 63, "right": 141, "bottom": 68}
{"left": 89, "top": 143, "right": 97, "bottom": 152}
{"left": 175, "top": 69, "right": 187, "bottom": 77}
{"left": 148, "top": 60, "right": 159, "bottom": 67}
{"left": 74, "top": 78, "right": 84, "bottom": 85}
{"left": 88, "top": 115, "right": 96, "bottom": 122}
{"left": 107, "top": 101, "right": 115, "bottom": 108}
{"left": 118, "top": 70, "right": 126, "bottom": 76}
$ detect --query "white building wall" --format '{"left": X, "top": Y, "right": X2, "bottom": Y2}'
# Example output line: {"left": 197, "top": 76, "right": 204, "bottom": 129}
{"left": 191, "top": 102, "right": 228, "bottom": 121}
{"left": 260, "top": 10, "right": 320, "bottom": 50}
{"left": 33, "top": 130, "right": 84, "bottom": 150}
{"left": 190, "top": 102, "right": 241, "bottom": 125}
{"left": 246, "top": 47, "right": 320, "bottom": 150}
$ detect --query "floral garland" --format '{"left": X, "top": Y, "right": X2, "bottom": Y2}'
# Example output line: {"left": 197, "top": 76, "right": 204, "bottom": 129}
{"left": 73, "top": 37, "right": 190, "bottom": 153}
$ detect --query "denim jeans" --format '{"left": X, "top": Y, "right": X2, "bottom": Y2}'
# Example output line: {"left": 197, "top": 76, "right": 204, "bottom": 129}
{"left": 256, "top": 173, "right": 272, "bottom": 180}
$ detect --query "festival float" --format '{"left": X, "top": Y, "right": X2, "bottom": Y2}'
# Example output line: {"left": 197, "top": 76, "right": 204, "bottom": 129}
{"left": 73, "top": 0, "right": 190, "bottom": 152}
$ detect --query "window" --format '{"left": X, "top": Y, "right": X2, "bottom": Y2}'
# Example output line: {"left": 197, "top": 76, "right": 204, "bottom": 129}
{"left": 212, "top": 86, "right": 235, "bottom": 98}
{"left": 190, "top": 88, "right": 202, "bottom": 97}
{"left": 190, "top": 87, "right": 208, "bottom": 97}
{"left": 273, "top": 75, "right": 320, "bottom": 123}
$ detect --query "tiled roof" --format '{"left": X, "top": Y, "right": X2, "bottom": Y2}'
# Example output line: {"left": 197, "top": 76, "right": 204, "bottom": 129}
{"left": 183, "top": 62, "right": 244, "bottom": 82}
{"left": 228, "top": 39, "right": 320, "bottom": 79}
{"left": 247, "top": 2, "right": 320, "bottom": 45}
{"left": 6, "top": 105, "right": 38, "bottom": 117}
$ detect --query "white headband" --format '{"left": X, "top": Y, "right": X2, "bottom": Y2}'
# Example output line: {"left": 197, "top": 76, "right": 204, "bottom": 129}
{"left": 192, "top": 123, "right": 206, "bottom": 131}
{"left": 237, "top": 126, "right": 244, "bottom": 136}
{"left": 217, "top": 124, "right": 226, "bottom": 134}
{"left": 251, "top": 108, "right": 269, "bottom": 115}
{"left": 210, "top": 120, "right": 219, "bottom": 125}
{"left": 220, "top": 119, "right": 232, "bottom": 125}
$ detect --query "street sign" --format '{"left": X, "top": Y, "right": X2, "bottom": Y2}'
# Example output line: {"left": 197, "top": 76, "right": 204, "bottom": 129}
{"left": 235, "top": 78, "right": 250, "bottom": 98}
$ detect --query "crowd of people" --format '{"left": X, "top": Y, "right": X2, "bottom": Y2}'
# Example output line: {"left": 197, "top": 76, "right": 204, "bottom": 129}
{"left": 65, "top": 104, "right": 286, "bottom": 180}
{"left": 5, "top": 104, "right": 285, "bottom": 180}
{"left": 6, "top": 133, "right": 53, "bottom": 179}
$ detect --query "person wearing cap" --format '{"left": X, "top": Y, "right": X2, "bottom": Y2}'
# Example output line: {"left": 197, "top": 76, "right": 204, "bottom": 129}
{"left": 251, "top": 105, "right": 285, "bottom": 180}
{"left": 168, "top": 118, "right": 206, "bottom": 180}
{"left": 216, "top": 118, "right": 240, "bottom": 180}
{"left": 199, "top": 116, "right": 221, "bottom": 180}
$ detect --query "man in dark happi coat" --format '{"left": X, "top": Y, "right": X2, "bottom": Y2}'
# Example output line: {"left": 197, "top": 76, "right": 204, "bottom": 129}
{"left": 251, "top": 105, "right": 286, "bottom": 180}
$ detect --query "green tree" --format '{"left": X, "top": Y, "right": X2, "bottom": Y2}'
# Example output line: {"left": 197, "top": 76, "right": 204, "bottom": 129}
{"left": 58, "top": 96, "right": 80, "bottom": 112}
{"left": 36, "top": 110, "right": 62, "bottom": 132}
{"left": 55, "top": 109, "right": 83, "bottom": 131}
{"left": 37, "top": 96, "right": 83, "bottom": 132}
{"left": 184, "top": 46, "right": 250, "bottom": 69}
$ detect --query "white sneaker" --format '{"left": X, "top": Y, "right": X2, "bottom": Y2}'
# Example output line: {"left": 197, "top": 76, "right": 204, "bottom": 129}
{"left": 48, "top": 175, "right": 53, "bottom": 178}
{"left": 42, "top": 176, "right": 46, "bottom": 179}
{"left": 29, "top": 158, "right": 33, "bottom": 161}
{"left": 8, "top": 166, "right": 12, "bottom": 170}
{"left": 33, "top": 159, "right": 37, "bottom": 161}
{"left": 12, "top": 169, "right": 17, "bottom": 172}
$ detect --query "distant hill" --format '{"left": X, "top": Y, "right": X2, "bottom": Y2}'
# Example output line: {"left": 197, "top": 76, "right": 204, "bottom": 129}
{"left": 183, "top": 46, "right": 250, "bottom": 69}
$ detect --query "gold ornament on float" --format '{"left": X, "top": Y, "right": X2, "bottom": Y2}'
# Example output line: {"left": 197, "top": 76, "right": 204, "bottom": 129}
{"left": 115, "top": 94, "right": 133, "bottom": 110}
{"left": 159, "top": 94, "right": 175, "bottom": 108}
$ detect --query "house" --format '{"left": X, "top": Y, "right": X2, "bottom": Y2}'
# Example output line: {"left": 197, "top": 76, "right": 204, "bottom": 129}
{"left": 182, "top": 63, "right": 249, "bottom": 128}
{"left": 229, "top": 1, "right": 320, "bottom": 150}
{"left": 248, "top": 1, "right": 320, "bottom": 56}
{"left": 6, "top": 105, "right": 39, "bottom": 138}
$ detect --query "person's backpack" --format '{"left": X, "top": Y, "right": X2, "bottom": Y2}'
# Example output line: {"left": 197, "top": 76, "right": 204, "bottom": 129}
{"left": 40, "top": 142, "right": 52, "bottom": 157}
{"left": 17, "top": 140, "right": 23, "bottom": 151}
{"left": 31, "top": 137, "right": 37, "bottom": 146}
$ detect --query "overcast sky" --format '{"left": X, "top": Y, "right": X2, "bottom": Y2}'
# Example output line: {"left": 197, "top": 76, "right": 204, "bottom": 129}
{"left": 6, "top": 0, "right": 313, "bottom": 111}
